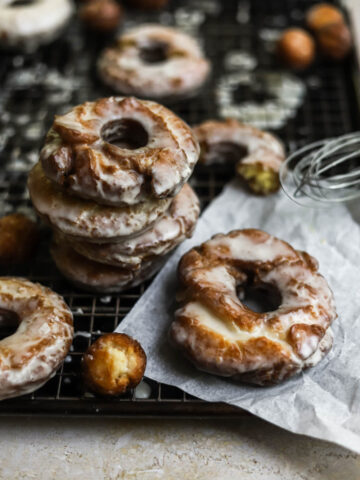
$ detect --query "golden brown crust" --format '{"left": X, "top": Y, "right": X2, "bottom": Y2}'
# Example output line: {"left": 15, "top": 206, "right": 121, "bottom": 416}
{"left": 277, "top": 28, "right": 315, "bottom": 70}
{"left": 316, "top": 22, "right": 352, "bottom": 60}
{"left": 306, "top": 3, "right": 344, "bottom": 32}
{"left": 170, "top": 229, "right": 336, "bottom": 385}
{"left": 79, "top": 0, "right": 123, "bottom": 32}
{"left": 0, "top": 213, "right": 39, "bottom": 266}
{"left": 82, "top": 333, "right": 146, "bottom": 396}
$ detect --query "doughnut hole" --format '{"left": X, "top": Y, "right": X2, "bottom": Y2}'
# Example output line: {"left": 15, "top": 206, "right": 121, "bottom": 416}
{"left": 0, "top": 308, "right": 20, "bottom": 340}
{"left": 82, "top": 333, "right": 146, "bottom": 396}
{"left": 238, "top": 282, "right": 282, "bottom": 314}
{"left": 0, "top": 213, "right": 39, "bottom": 266}
{"left": 205, "top": 142, "right": 248, "bottom": 165}
{"left": 139, "top": 40, "right": 169, "bottom": 64}
{"left": 101, "top": 118, "right": 149, "bottom": 149}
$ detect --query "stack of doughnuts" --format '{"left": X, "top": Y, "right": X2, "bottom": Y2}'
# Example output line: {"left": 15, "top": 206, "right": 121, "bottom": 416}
{"left": 28, "top": 96, "right": 200, "bottom": 292}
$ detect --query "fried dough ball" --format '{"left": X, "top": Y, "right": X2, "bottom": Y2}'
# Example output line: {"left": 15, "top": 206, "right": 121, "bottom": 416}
{"left": 306, "top": 3, "right": 344, "bottom": 32}
{"left": 79, "top": 0, "right": 123, "bottom": 32}
{"left": 277, "top": 28, "right": 315, "bottom": 70}
{"left": 82, "top": 333, "right": 146, "bottom": 396}
{"left": 317, "top": 21, "right": 352, "bottom": 60}
{"left": 0, "top": 213, "right": 39, "bottom": 266}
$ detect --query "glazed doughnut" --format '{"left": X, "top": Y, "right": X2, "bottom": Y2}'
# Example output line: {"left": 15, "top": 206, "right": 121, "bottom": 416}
{"left": 69, "top": 183, "right": 200, "bottom": 270}
{"left": 0, "top": 277, "right": 73, "bottom": 400}
{"left": 194, "top": 119, "right": 285, "bottom": 195}
{"left": 82, "top": 333, "right": 146, "bottom": 396}
{"left": 51, "top": 237, "right": 165, "bottom": 292}
{"left": 97, "top": 25, "right": 211, "bottom": 100}
{"left": 28, "top": 162, "right": 171, "bottom": 243}
{"left": 40, "top": 96, "right": 199, "bottom": 206}
{"left": 0, "top": 0, "right": 73, "bottom": 52}
{"left": 0, "top": 213, "right": 39, "bottom": 266}
{"left": 170, "top": 229, "right": 336, "bottom": 385}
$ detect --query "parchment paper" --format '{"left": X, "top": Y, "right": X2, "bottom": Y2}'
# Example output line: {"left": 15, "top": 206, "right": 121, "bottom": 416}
{"left": 116, "top": 179, "right": 360, "bottom": 453}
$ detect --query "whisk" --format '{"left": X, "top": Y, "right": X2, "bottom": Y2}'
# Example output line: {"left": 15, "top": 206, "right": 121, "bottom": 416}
{"left": 279, "top": 132, "right": 360, "bottom": 207}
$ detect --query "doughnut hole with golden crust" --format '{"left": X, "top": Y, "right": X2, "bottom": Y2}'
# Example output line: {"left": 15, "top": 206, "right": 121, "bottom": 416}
{"left": 0, "top": 213, "right": 39, "bottom": 266}
{"left": 277, "top": 28, "right": 315, "bottom": 70}
{"left": 194, "top": 119, "right": 285, "bottom": 195}
{"left": 306, "top": 3, "right": 344, "bottom": 32}
{"left": 40, "top": 96, "right": 199, "bottom": 206}
{"left": 98, "top": 26, "right": 210, "bottom": 101}
{"left": 316, "top": 22, "right": 352, "bottom": 60}
{"left": 170, "top": 229, "right": 336, "bottom": 386}
{"left": 79, "top": 0, "right": 124, "bottom": 32}
{"left": 82, "top": 333, "right": 146, "bottom": 396}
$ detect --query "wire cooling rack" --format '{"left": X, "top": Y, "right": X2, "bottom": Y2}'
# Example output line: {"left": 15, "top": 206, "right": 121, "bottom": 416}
{"left": 0, "top": 0, "right": 359, "bottom": 416}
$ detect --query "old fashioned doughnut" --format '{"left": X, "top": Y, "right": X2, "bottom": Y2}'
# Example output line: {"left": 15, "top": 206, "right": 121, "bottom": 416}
{"left": 69, "top": 183, "right": 200, "bottom": 270}
{"left": 82, "top": 333, "right": 146, "bottom": 396}
{"left": 40, "top": 96, "right": 199, "bottom": 206}
{"left": 0, "top": 0, "right": 73, "bottom": 52}
{"left": 51, "top": 237, "right": 164, "bottom": 292}
{"left": 97, "top": 25, "right": 210, "bottom": 100}
{"left": 0, "top": 213, "right": 39, "bottom": 266}
{"left": 28, "top": 162, "right": 171, "bottom": 243}
{"left": 170, "top": 229, "right": 336, "bottom": 385}
{"left": 194, "top": 119, "right": 285, "bottom": 195}
{"left": 0, "top": 277, "right": 73, "bottom": 400}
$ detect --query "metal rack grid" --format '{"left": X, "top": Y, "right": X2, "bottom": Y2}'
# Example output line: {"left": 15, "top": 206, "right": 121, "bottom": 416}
{"left": 0, "top": 0, "right": 359, "bottom": 416}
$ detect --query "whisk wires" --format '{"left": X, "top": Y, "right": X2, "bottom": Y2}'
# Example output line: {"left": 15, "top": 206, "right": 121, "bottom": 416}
{"left": 280, "top": 132, "right": 360, "bottom": 207}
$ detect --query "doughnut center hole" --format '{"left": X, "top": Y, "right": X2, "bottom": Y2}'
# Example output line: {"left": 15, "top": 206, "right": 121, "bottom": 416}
{"left": 207, "top": 142, "right": 248, "bottom": 164}
{"left": 140, "top": 41, "right": 169, "bottom": 64}
{"left": 238, "top": 283, "right": 282, "bottom": 313}
{"left": 0, "top": 308, "right": 20, "bottom": 340}
{"left": 101, "top": 119, "right": 149, "bottom": 150}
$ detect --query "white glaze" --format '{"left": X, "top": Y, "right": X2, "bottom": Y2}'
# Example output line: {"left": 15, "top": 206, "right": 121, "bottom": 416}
{"left": 0, "top": 277, "right": 73, "bottom": 400}
{"left": 0, "top": 0, "right": 74, "bottom": 52}
{"left": 40, "top": 97, "right": 200, "bottom": 206}
{"left": 98, "top": 25, "right": 211, "bottom": 99}
{"left": 172, "top": 229, "right": 337, "bottom": 384}
{"left": 206, "top": 231, "right": 298, "bottom": 264}
{"left": 70, "top": 183, "right": 200, "bottom": 269}
{"left": 28, "top": 163, "right": 171, "bottom": 242}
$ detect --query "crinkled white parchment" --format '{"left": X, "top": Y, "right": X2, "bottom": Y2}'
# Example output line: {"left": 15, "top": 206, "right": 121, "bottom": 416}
{"left": 116, "top": 179, "right": 360, "bottom": 453}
